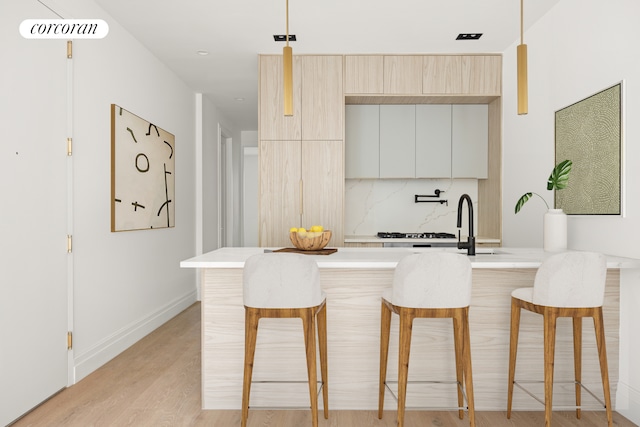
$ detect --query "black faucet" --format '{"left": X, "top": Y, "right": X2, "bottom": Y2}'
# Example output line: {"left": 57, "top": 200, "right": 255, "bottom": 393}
{"left": 457, "top": 194, "right": 476, "bottom": 256}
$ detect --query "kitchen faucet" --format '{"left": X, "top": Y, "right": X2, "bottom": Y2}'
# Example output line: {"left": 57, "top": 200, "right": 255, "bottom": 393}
{"left": 457, "top": 194, "right": 476, "bottom": 256}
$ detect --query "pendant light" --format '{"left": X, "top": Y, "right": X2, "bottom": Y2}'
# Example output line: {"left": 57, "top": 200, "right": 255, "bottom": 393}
{"left": 283, "top": 0, "right": 293, "bottom": 116}
{"left": 517, "top": 0, "right": 528, "bottom": 115}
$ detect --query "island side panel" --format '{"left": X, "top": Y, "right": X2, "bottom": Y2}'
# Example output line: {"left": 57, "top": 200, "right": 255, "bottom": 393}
{"left": 201, "top": 267, "right": 619, "bottom": 410}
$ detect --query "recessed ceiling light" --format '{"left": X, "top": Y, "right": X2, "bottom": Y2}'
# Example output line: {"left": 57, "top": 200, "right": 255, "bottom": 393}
{"left": 197, "top": 50, "right": 209, "bottom": 56}
{"left": 456, "top": 33, "right": 483, "bottom": 40}
{"left": 235, "top": 98, "right": 244, "bottom": 102}
{"left": 273, "top": 34, "right": 296, "bottom": 42}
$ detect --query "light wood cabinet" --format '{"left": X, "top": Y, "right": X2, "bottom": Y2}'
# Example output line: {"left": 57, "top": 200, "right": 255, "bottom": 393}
{"left": 383, "top": 56, "right": 423, "bottom": 94}
{"left": 415, "top": 105, "right": 452, "bottom": 178}
{"left": 258, "top": 140, "right": 343, "bottom": 247}
{"left": 259, "top": 55, "right": 302, "bottom": 140}
{"left": 379, "top": 105, "right": 416, "bottom": 178}
{"left": 258, "top": 55, "right": 345, "bottom": 247}
{"left": 461, "top": 55, "right": 502, "bottom": 95}
{"left": 258, "top": 140, "right": 301, "bottom": 247}
{"left": 301, "top": 56, "right": 343, "bottom": 140}
{"left": 301, "top": 140, "right": 344, "bottom": 244}
{"left": 452, "top": 105, "right": 488, "bottom": 178}
{"left": 344, "top": 55, "right": 383, "bottom": 94}
{"left": 422, "top": 55, "right": 502, "bottom": 95}
{"left": 345, "top": 105, "right": 379, "bottom": 179}
{"left": 422, "top": 56, "right": 462, "bottom": 94}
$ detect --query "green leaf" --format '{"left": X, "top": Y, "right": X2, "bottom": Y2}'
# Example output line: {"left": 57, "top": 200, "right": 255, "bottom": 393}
{"left": 515, "top": 193, "right": 533, "bottom": 214}
{"left": 547, "top": 159, "right": 572, "bottom": 190}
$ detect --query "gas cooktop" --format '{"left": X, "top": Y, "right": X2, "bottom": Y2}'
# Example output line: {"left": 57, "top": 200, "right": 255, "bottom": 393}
{"left": 377, "top": 232, "right": 456, "bottom": 239}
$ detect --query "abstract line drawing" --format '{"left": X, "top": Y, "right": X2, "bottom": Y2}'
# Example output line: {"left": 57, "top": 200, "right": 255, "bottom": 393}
{"left": 111, "top": 104, "right": 175, "bottom": 231}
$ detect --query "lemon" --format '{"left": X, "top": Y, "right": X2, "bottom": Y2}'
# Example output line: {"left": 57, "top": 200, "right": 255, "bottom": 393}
{"left": 310, "top": 225, "right": 324, "bottom": 232}
{"left": 297, "top": 227, "right": 307, "bottom": 233}
{"left": 289, "top": 227, "right": 298, "bottom": 233}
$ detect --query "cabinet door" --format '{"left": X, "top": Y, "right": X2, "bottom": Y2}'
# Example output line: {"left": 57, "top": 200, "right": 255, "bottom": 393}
{"left": 301, "top": 55, "right": 343, "bottom": 140}
{"left": 415, "top": 105, "right": 452, "bottom": 178}
{"left": 345, "top": 105, "right": 380, "bottom": 178}
{"left": 259, "top": 55, "right": 302, "bottom": 140}
{"left": 422, "top": 55, "right": 462, "bottom": 94}
{"left": 345, "top": 55, "right": 383, "bottom": 94}
{"left": 379, "top": 105, "right": 416, "bottom": 178}
{"left": 452, "top": 105, "right": 488, "bottom": 178}
{"left": 301, "top": 140, "right": 344, "bottom": 246}
{"left": 462, "top": 55, "right": 502, "bottom": 95}
{"left": 258, "top": 140, "right": 301, "bottom": 247}
{"left": 383, "top": 56, "right": 422, "bottom": 94}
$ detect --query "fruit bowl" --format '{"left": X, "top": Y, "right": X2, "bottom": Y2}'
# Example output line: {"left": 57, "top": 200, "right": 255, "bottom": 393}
{"left": 289, "top": 230, "right": 332, "bottom": 251}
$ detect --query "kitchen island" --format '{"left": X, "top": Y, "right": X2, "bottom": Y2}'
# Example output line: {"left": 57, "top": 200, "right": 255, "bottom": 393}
{"left": 180, "top": 247, "right": 640, "bottom": 411}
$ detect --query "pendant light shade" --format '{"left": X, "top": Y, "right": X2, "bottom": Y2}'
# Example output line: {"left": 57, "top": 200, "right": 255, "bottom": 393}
{"left": 283, "top": 0, "right": 293, "bottom": 116}
{"left": 517, "top": 0, "right": 528, "bottom": 115}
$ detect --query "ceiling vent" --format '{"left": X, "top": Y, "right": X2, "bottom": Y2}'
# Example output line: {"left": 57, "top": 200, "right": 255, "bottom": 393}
{"left": 456, "top": 33, "right": 482, "bottom": 40}
{"left": 273, "top": 35, "right": 296, "bottom": 42}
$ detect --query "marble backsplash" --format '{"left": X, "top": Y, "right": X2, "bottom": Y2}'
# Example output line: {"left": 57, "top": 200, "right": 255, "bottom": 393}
{"left": 344, "top": 178, "right": 478, "bottom": 236}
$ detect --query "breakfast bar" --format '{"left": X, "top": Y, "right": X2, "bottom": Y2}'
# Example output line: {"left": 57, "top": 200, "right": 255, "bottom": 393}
{"left": 180, "top": 247, "right": 640, "bottom": 411}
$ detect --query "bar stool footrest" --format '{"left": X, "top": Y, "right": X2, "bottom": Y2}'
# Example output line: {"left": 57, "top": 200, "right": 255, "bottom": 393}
{"left": 512, "top": 380, "right": 609, "bottom": 410}
{"left": 384, "top": 380, "right": 470, "bottom": 411}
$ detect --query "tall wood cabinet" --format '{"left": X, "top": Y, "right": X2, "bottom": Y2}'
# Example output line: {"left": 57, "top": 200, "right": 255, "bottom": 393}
{"left": 258, "top": 55, "right": 344, "bottom": 247}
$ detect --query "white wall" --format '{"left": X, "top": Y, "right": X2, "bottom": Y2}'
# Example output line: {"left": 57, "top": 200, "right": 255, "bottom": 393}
{"left": 5, "top": 0, "right": 201, "bottom": 383}
{"left": 502, "top": 1, "right": 640, "bottom": 422}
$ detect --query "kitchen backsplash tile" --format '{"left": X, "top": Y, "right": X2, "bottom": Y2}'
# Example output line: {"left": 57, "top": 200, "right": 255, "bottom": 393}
{"left": 345, "top": 179, "right": 478, "bottom": 235}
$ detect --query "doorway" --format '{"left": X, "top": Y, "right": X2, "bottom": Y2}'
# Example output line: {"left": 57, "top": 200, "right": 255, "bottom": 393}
{"left": 218, "top": 125, "right": 233, "bottom": 248}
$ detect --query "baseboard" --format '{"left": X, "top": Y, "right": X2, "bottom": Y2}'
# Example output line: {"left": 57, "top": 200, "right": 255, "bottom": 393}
{"left": 616, "top": 381, "right": 640, "bottom": 425}
{"left": 72, "top": 290, "right": 197, "bottom": 382}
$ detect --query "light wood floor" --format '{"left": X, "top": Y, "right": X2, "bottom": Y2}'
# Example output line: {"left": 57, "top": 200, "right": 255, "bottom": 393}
{"left": 12, "top": 302, "right": 636, "bottom": 427}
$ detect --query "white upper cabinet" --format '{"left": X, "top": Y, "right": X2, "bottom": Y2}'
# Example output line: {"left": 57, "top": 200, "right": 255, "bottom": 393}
{"left": 452, "top": 105, "right": 488, "bottom": 178}
{"left": 415, "top": 105, "right": 452, "bottom": 178}
{"left": 345, "top": 105, "right": 380, "bottom": 178}
{"left": 379, "top": 105, "right": 416, "bottom": 178}
{"left": 346, "top": 104, "right": 488, "bottom": 179}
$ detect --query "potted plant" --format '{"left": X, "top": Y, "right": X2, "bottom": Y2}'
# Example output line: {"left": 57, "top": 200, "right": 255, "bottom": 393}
{"left": 515, "top": 159, "right": 572, "bottom": 251}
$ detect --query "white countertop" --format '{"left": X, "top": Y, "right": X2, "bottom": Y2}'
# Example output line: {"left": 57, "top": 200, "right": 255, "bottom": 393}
{"left": 180, "top": 247, "right": 640, "bottom": 270}
{"left": 344, "top": 235, "right": 501, "bottom": 245}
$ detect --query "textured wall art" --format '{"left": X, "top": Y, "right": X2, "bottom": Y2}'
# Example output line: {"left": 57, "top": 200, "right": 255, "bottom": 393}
{"left": 111, "top": 104, "right": 175, "bottom": 231}
{"left": 555, "top": 83, "right": 621, "bottom": 215}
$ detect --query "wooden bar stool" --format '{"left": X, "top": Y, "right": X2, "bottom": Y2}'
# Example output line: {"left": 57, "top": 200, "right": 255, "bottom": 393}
{"left": 241, "top": 253, "right": 328, "bottom": 427}
{"left": 507, "top": 251, "right": 612, "bottom": 427}
{"left": 378, "top": 252, "right": 475, "bottom": 427}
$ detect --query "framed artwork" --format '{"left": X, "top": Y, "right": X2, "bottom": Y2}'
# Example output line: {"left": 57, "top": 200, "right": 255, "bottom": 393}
{"left": 554, "top": 83, "right": 622, "bottom": 215}
{"left": 111, "top": 104, "right": 175, "bottom": 231}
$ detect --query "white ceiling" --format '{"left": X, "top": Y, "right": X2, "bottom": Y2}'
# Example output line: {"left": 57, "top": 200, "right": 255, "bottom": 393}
{"left": 93, "top": 0, "right": 560, "bottom": 130}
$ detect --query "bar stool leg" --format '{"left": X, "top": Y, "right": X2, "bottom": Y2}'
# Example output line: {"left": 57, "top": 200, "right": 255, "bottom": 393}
{"left": 543, "top": 309, "right": 558, "bottom": 427}
{"left": 301, "top": 309, "right": 319, "bottom": 427}
{"left": 378, "top": 300, "right": 392, "bottom": 419}
{"left": 593, "top": 308, "right": 613, "bottom": 427}
{"left": 572, "top": 316, "right": 583, "bottom": 419}
{"left": 317, "top": 302, "right": 329, "bottom": 418}
{"left": 507, "top": 298, "right": 521, "bottom": 418}
{"left": 241, "top": 309, "right": 260, "bottom": 427}
{"left": 461, "top": 307, "right": 476, "bottom": 427}
{"left": 452, "top": 311, "right": 465, "bottom": 420}
{"left": 397, "top": 309, "right": 414, "bottom": 427}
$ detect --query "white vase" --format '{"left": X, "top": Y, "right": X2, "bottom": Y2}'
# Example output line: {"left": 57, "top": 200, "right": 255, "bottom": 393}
{"left": 543, "top": 208, "right": 567, "bottom": 252}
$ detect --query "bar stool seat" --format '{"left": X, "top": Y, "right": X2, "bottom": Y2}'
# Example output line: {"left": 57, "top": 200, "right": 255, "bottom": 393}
{"left": 241, "top": 253, "right": 328, "bottom": 427}
{"left": 507, "top": 251, "right": 612, "bottom": 427}
{"left": 378, "top": 252, "right": 475, "bottom": 427}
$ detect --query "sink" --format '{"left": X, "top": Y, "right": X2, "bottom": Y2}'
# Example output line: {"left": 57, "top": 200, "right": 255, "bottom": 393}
{"left": 410, "top": 247, "right": 505, "bottom": 255}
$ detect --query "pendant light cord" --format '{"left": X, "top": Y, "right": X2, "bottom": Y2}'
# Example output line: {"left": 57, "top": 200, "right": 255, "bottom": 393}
{"left": 286, "top": 0, "right": 289, "bottom": 47}
{"left": 520, "top": 0, "right": 524, "bottom": 44}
